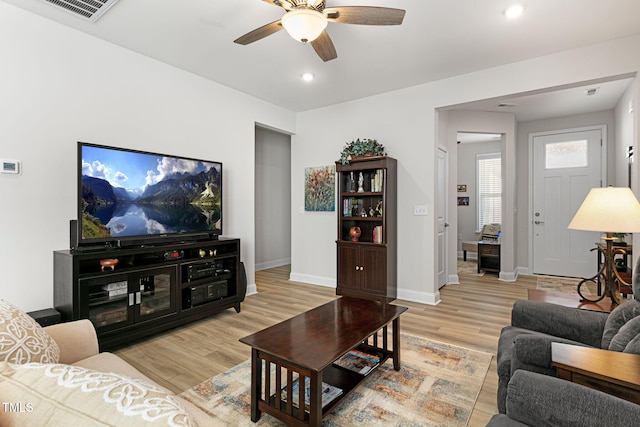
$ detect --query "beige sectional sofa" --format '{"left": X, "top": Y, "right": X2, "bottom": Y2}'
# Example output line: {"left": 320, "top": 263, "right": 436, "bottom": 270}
{"left": 0, "top": 299, "right": 210, "bottom": 426}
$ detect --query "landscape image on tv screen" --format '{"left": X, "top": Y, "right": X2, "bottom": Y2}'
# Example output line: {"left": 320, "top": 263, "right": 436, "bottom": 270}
{"left": 80, "top": 143, "right": 222, "bottom": 242}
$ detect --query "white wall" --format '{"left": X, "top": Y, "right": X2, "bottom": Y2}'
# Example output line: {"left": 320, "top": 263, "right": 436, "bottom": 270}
{"left": 616, "top": 81, "right": 640, "bottom": 263}
{"left": 615, "top": 82, "right": 637, "bottom": 188}
{"left": 0, "top": 3, "right": 296, "bottom": 312}
{"left": 255, "top": 127, "right": 291, "bottom": 271}
{"left": 2, "top": 2, "right": 639, "bottom": 311}
{"left": 293, "top": 35, "right": 640, "bottom": 305}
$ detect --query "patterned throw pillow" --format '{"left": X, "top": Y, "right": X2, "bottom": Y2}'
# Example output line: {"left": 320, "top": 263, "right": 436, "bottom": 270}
{"left": 0, "top": 362, "right": 196, "bottom": 426}
{"left": 0, "top": 299, "right": 60, "bottom": 364}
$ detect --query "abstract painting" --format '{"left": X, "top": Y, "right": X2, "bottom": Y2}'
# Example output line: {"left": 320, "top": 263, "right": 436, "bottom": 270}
{"left": 305, "top": 165, "right": 335, "bottom": 212}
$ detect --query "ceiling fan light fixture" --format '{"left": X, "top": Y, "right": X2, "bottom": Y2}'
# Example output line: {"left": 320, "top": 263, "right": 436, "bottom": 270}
{"left": 281, "top": 8, "right": 328, "bottom": 43}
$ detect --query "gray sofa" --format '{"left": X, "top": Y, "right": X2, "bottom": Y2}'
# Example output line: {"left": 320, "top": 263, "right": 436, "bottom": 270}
{"left": 494, "top": 261, "right": 640, "bottom": 425}
{"left": 487, "top": 370, "right": 640, "bottom": 426}
{"left": 497, "top": 292, "right": 640, "bottom": 413}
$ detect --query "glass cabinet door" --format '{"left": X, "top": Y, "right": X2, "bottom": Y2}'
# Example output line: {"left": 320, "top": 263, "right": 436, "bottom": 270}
{"left": 81, "top": 273, "right": 133, "bottom": 332}
{"left": 135, "top": 266, "right": 177, "bottom": 322}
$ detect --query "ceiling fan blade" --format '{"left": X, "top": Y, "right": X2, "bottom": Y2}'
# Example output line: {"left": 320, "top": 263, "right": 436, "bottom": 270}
{"left": 234, "top": 20, "right": 283, "bottom": 45}
{"left": 261, "top": 0, "right": 293, "bottom": 10}
{"left": 311, "top": 30, "right": 337, "bottom": 62}
{"left": 324, "top": 6, "right": 405, "bottom": 25}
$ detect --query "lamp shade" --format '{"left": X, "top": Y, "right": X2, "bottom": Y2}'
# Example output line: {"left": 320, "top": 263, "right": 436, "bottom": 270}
{"left": 568, "top": 187, "right": 640, "bottom": 233}
{"left": 281, "top": 9, "right": 327, "bottom": 43}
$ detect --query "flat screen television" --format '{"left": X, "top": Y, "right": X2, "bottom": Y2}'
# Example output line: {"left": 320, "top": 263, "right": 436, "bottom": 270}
{"left": 77, "top": 142, "right": 222, "bottom": 249}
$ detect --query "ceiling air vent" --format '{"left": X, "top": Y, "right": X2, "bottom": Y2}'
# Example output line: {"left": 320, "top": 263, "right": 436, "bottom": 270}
{"left": 41, "top": 0, "right": 120, "bottom": 23}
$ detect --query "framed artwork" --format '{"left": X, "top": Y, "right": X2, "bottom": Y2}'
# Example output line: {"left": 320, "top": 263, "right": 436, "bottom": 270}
{"left": 305, "top": 165, "right": 335, "bottom": 212}
{"left": 457, "top": 184, "right": 467, "bottom": 192}
{"left": 457, "top": 196, "right": 469, "bottom": 206}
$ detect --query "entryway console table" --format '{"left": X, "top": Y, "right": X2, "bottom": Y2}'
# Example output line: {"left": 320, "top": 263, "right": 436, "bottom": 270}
{"left": 478, "top": 240, "right": 500, "bottom": 273}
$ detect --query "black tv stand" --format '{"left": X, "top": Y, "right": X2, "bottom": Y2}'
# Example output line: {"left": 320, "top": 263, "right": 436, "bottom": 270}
{"left": 54, "top": 237, "right": 243, "bottom": 350}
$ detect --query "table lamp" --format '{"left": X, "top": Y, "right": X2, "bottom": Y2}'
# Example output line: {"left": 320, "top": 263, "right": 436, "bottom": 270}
{"left": 568, "top": 187, "right": 640, "bottom": 304}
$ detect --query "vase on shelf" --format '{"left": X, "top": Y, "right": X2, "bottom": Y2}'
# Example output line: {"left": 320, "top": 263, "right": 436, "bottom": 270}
{"left": 347, "top": 172, "right": 356, "bottom": 193}
{"left": 349, "top": 227, "right": 361, "bottom": 242}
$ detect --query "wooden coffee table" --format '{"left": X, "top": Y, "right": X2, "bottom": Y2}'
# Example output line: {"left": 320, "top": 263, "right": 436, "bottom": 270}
{"left": 239, "top": 297, "right": 408, "bottom": 427}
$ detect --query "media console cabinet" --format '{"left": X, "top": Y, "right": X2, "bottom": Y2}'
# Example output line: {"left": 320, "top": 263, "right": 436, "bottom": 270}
{"left": 54, "top": 237, "right": 243, "bottom": 350}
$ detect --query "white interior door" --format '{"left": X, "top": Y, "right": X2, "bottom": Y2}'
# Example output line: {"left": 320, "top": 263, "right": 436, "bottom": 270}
{"left": 437, "top": 147, "right": 448, "bottom": 288}
{"left": 531, "top": 127, "right": 604, "bottom": 277}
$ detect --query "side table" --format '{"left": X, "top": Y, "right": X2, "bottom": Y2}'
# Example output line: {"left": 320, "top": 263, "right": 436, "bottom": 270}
{"left": 551, "top": 342, "right": 640, "bottom": 404}
{"left": 596, "top": 243, "right": 633, "bottom": 297}
{"left": 477, "top": 240, "right": 500, "bottom": 273}
{"left": 527, "top": 289, "right": 621, "bottom": 313}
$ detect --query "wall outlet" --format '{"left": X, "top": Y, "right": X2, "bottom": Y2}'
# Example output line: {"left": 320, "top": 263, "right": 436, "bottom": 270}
{"left": 413, "top": 205, "right": 428, "bottom": 216}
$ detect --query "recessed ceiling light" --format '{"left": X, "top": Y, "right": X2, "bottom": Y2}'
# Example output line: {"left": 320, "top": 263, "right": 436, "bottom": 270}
{"left": 504, "top": 4, "right": 524, "bottom": 19}
{"left": 302, "top": 73, "right": 315, "bottom": 82}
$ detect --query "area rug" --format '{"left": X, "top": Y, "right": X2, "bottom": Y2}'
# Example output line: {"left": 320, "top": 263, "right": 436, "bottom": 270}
{"left": 536, "top": 275, "right": 594, "bottom": 295}
{"left": 457, "top": 260, "right": 484, "bottom": 277}
{"left": 180, "top": 334, "right": 493, "bottom": 427}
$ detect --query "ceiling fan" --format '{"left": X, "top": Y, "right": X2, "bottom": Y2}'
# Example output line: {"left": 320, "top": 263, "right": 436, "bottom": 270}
{"left": 234, "top": 0, "right": 406, "bottom": 62}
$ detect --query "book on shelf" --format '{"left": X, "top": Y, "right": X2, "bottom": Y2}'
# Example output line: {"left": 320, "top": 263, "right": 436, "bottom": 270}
{"left": 108, "top": 288, "right": 128, "bottom": 297}
{"left": 279, "top": 377, "right": 343, "bottom": 412}
{"left": 333, "top": 349, "right": 380, "bottom": 375}
{"left": 371, "top": 169, "right": 384, "bottom": 192}
{"left": 103, "top": 280, "right": 127, "bottom": 292}
{"left": 373, "top": 225, "right": 383, "bottom": 244}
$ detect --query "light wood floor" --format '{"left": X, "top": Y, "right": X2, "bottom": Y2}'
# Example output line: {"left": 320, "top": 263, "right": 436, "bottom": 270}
{"left": 114, "top": 265, "right": 538, "bottom": 426}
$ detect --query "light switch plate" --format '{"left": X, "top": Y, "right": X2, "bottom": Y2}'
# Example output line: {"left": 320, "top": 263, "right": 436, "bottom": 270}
{"left": 1, "top": 159, "right": 21, "bottom": 174}
{"left": 413, "top": 205, "right": 428, "bottom": 216}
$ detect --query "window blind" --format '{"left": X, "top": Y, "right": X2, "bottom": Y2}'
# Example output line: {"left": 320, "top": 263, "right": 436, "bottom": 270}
{"left": 477, "top": 153, "right": 502, "bottom": 230}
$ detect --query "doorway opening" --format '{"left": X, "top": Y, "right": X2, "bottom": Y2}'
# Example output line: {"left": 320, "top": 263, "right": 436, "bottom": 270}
{"left": 254, "top": 126, "right": 292, "bottom": 272}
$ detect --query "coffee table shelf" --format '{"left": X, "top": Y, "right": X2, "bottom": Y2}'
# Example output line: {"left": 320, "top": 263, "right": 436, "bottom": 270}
{"left": 240, "top": 297, "right": 407, "bottom": 427}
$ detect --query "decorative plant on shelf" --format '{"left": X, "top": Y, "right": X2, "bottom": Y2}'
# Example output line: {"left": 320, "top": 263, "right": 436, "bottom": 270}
{"left": 339, "top": 138, "right": 385, "bottom": 164}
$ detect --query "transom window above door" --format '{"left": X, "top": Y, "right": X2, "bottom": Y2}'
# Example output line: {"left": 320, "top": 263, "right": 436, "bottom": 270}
{"left": 545, "top": 139, "right": 588, "bottom": 169}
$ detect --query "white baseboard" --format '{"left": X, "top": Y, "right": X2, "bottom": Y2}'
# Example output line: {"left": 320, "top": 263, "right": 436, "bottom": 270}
{"left": 499, "top": 270, "right": 518, "bottom": 282}
{"left": 288, "top": 272, "right": 336, "bottom": 288}
{"left": 255, "top": 258, "right": 291, "bottom": 271}
{"left": 287, "top": 273, "right": 442, "bottom": 305}
{"left": 246, "top": 283, "right": 258, "bottom": 296}
{"left": 397, "top": 288, "right": 441, "bottom": 305}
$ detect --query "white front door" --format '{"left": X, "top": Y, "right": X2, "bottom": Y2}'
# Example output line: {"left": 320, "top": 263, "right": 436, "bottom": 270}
{"left": 531, "top": 127, "right": 604, "bottom": 277}
{"left": 437, "top": 147, "right": 448, "bottom": 288}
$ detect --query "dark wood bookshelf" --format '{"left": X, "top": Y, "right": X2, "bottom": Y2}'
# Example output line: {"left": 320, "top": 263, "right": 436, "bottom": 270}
{"left": 335, "top": 156, "right": 397, "bottom": 301}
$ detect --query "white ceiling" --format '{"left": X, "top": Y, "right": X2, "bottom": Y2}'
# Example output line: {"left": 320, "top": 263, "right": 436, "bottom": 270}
{"left": 5, "top": 0, "right": 640, "bottom": 115}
